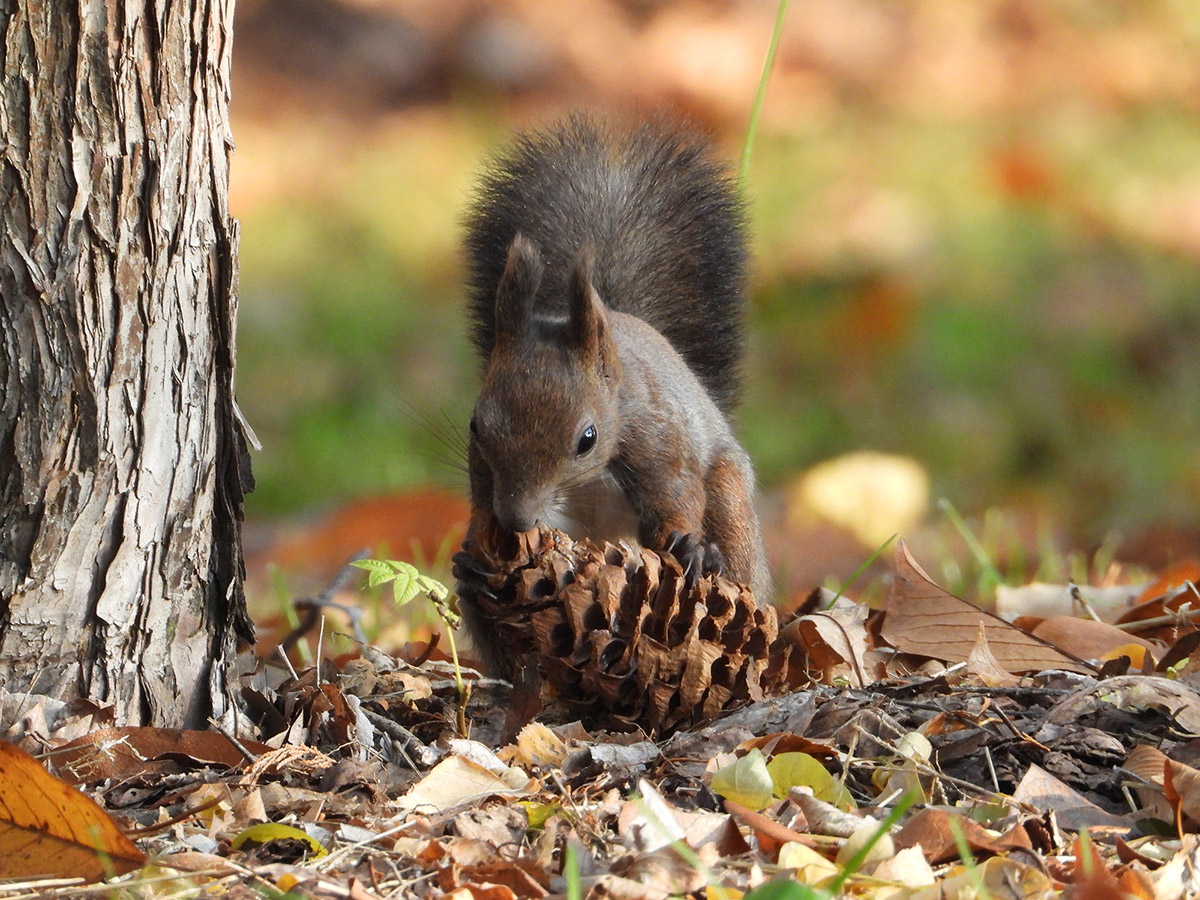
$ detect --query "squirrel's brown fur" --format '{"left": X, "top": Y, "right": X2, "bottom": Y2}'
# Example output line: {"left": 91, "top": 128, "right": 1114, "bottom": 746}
{"left": 459, "top": 115, "right": 769, "bottom": 675}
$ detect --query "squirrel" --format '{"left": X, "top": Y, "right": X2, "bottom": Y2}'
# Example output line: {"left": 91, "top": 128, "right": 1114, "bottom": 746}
{"left": 459, "top": 115, "right": 771, "bottom": 672}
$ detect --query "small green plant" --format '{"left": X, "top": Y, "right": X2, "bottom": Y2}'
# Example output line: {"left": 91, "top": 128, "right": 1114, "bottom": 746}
{"left": 824, "top": 532, "right": 897, "bottom": 610}
{"left": 824, "top": 789, "right": 918, "bottom": 897}
{"left": 947, "top": 816, "right": 991, "bottom": 900}
{"left": 743, "top": 881, "right": 829, "bottom": 900}
{"left": 564, "top": 842, "right": 582, "bottom": 900}
{"left": 938, "top": 498, "right": 1006, "bottom": 596}
{"left": 351, "top": 558, "right": 469, "bottom": 732}
{"left": 740, "top": 0, "right": 791, "bottom": 183}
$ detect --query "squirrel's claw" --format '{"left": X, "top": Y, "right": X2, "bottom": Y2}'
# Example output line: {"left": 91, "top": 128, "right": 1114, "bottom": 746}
{"left": 452, "top": 551, "right": 500, "bottom": 599}
{"left": 664, "top": 530, "right": 724, "bottom": 589}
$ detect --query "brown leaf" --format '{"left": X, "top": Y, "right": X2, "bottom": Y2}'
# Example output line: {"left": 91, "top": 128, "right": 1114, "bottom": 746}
{"left": 965, "top": 623, "right": 1021, "bottom": 687}
{"left": 1047, "top": 676, "right": 1200, "bottom": 735}
{"left": 155, "top": 850, "right": 241, "bottom": 876}
{"left": 1125, "top": 745, "right": 1168, "bottom": 787}
{"left": 780, "top": 601, "right": 871, "bottom": 687}
{"left": 504, "top": 723, "right": 568, "bottom": 769}
{"left": 893, "top": 807, "right": 1031, "bottom": 864}
{"left": 0, "top": 739, "right": 145, "bottom": 880}
{"left": 54, "top": 726, "right": 269, "bottom": 784}
{"left": 1030, "top": 617, "right": 1161, "bottom": 666}
{"left": 739, "top": 732, "right": 839, "bottom": 762}
{"left": 1164, "top": 757, "right": 1200, "bottom": 831}
{"left": 723, "top": 799, "right": 821, "bottom": 857}
{"left": 1063, "top": 834, "right": 1138, "bottom": 899}
{"left": 1012, "top": 765, "right": 1132, "bottom": 834}
{"left": 449, "top": 860, "right": 549, "bottom": 898}
{"left": 882, "top": 539, "right": 1095, "bottom": 674}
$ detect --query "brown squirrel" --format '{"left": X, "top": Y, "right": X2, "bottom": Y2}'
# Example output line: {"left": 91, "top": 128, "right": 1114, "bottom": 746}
{"left": 459, "top": 115, "right": 770, "bottom": 671}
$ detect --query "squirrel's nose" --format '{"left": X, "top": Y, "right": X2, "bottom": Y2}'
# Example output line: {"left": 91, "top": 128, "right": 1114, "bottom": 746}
{"left": 494, "top": 495, "right": 543, "bottom": 534}
{"left": 498, "top": 512, "right": 537, "bottom": 533}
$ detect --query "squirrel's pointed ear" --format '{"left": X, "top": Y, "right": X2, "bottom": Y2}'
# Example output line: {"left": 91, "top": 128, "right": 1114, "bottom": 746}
{"left": 568, "top": 250, "right": 608, "bottom": 362}
{"left": 494, "top": 233, "right": 543, "bottom": 345}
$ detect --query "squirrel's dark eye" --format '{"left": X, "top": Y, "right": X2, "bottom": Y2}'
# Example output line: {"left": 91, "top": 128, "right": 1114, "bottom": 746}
{"left": 576, "top": 424, "right": 597, "bottom": 456}
{"left": 469, "top": 415, "right": 478, "bottom": 436}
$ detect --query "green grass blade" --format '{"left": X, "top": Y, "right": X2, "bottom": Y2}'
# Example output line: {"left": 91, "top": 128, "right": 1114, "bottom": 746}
{"left": 740, "top": 0, "right": 791, "bottom": 183}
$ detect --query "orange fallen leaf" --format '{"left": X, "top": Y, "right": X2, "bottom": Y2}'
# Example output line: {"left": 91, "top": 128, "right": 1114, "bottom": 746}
{"left": 1064, "top": 833, "right": 1152, "bottom": 899}
{"left": 1135, "top": 560, "right": 1200, "bottom": 606}
{"left": 738, "top": 732, "right": 838, "bottom": 762}
{"left": 1163, "top": 757, "right": 1200, "bottom": 832}
{"left": 0, "top": 739, "right": 145, "bottom": 880}
{"left": 882, "top": 540, "right": 1095, "bottom": 674}
{"left": 780, "top": 602, "right": 872, "bottom": 687}
{"left": 722, "top": 798, "right": 820, "bottom": 859}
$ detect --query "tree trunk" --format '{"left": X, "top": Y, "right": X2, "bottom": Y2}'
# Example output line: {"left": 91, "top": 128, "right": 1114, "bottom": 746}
{"left": 0, "top": 0, "right": 254, "bottom": 729}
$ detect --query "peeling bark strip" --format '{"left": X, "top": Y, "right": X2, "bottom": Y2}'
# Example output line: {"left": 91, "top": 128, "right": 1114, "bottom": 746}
{"left": 0, "top": 0, "right": 254, "bottom": 727}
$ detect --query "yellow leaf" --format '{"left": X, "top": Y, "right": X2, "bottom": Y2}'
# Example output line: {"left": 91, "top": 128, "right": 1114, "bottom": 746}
{"left": 766, "top": 752, "right": 856, "bottom": 811}
{"left": 230, "top": 823, "right": 328, "bottom": 858}
{"left": 276, "top": 873, "right": 301, "bottom": 891}
{"left": 711, "top": 749, "right": 774, "bottom": 810}
{"left": 512, "top": 722, "right": 569, "bottom": 768}
{"left": 521, "top": 801, "right": 560, "bottom": 829}
{"left": 0, "top": 739, "right": 145, "bottom": 880}
{"left": 777, "top": 841, "right": 840, "bottom": 885}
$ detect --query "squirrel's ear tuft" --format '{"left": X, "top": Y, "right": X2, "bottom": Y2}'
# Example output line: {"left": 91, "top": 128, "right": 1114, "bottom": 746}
{"left": 495, "top": 233, "right": 543, "bottom": 344}
{"left": 568, "top": 249, "right": 608, "bottom": 361}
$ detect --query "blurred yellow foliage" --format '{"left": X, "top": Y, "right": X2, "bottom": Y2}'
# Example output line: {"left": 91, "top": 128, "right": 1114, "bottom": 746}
{"left": 786, "top": 451, "right": 930, "bottom": 549}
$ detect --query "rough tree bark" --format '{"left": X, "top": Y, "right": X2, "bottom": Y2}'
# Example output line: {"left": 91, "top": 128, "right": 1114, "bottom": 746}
{"left": 0, "top": 0, "right": 254, "bottom": 728}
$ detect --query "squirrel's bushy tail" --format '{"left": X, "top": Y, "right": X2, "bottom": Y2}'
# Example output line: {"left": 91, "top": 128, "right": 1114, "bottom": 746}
{"left": 463, "top": 114, "right": 749, "bottom": 414}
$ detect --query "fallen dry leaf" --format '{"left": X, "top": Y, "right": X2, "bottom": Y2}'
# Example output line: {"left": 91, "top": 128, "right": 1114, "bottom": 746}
{"left": 395, "top": 754, "right": 535, "bottom": 814}
{"left": 53, "top": 726, "right": 270, "bottom": 784}
{"left": 1123, "top": 745, "right": 1175, "bottom": 825}
{"left": 0, "top": 739, "right": 145, "bottom": 880}
{"left": 1149, "top": 835, "right": 1200, "bottom": 900}
{"left": 965, "top": 623, "right": 1021, "bottom": 687}
{"left": 1135, "top": 561, "right": 1200, "bottom": 605}
{"left": 883, "top": 539, "right": 1095, "bottom": 674}
{"left": 1012, "top": 765, "right": 1132, "bottom": 833}
{"left": 872, "top": 844, "right": 936, "bottom": 889}
{"left": 1029, "top": 617, "right": 1161, "bottom": 665}
{"left": 1045, "top": 675, "right": 1200, "bottom": 734}
{"left": 722, "top": 798, "right": 820, "bottom": 857}
{"left": 1163, "top": 757, "right": 1200, "bottom": 831}
{"left": 505, "top": 722, "right": 568, "bottom": 769}
{"left": 779, "top": 600, "right": 872, "bottom": 687}
{"left": 912, "top": 855, "right": 1053, "bottom": 900}
{"left": 893, "top": 807, "right": 1032, "bottom": 864}
{"left": 1064, "top": 833, "right": 1150, "bottom": 899}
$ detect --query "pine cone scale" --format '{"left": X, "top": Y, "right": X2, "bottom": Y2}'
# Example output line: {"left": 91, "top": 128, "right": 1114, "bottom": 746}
{"left": 455, "top": 523, "right": 803, "bottom": 733}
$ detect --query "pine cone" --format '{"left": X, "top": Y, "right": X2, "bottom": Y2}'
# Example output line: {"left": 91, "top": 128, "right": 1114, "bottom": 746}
{"left": 453, "top": 522, "right": 803, "bottom": 734}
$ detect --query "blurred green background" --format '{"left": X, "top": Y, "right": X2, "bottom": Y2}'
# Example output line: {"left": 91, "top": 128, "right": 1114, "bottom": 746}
{"left": 230, "top": 0, "right": 1200, "bottom": 582}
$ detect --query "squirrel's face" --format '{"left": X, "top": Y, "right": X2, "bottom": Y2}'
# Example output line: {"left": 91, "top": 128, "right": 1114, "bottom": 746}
{"left": 469, "top": 233, "right": 622, "bottom": 534}
{"left": 471, "top": 339, "right": 621, "bottom": 534}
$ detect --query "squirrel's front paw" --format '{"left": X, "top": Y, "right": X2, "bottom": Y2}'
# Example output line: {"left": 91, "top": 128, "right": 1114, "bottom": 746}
{"left": 663, "top": 530, "right": 724, "bottom": 588}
